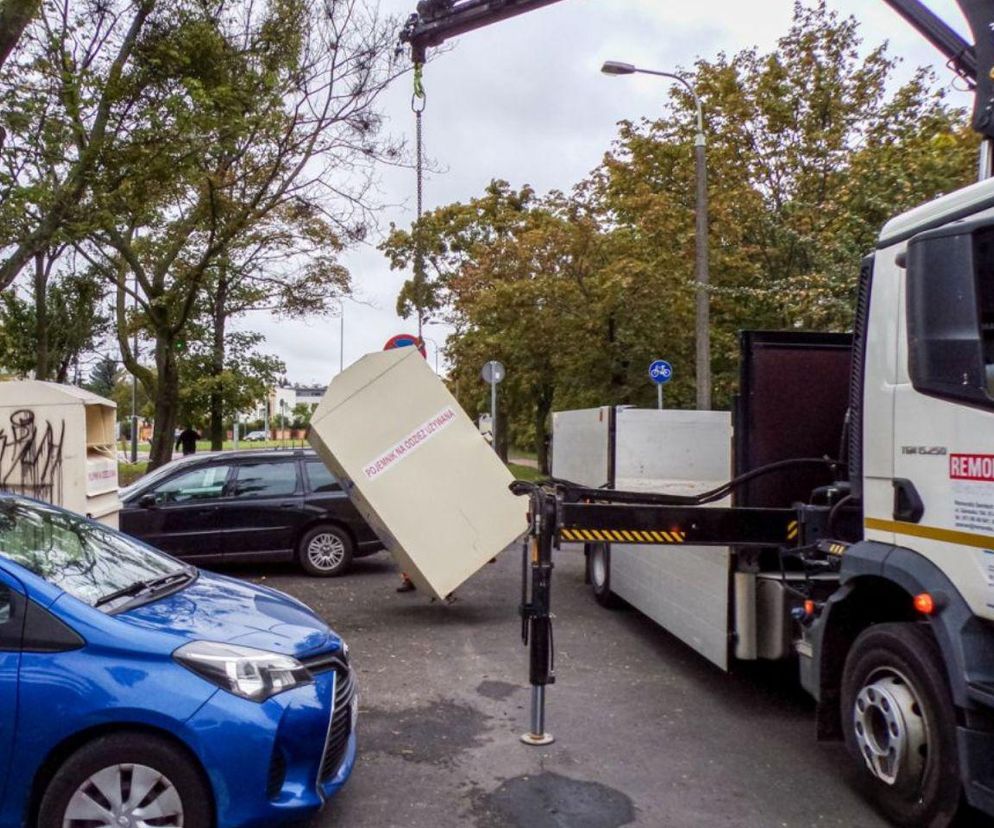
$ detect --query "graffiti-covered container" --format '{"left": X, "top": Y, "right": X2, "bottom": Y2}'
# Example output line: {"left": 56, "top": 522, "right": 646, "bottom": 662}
{"left": 0, "top": 381, "right": 120, "bottom": 527}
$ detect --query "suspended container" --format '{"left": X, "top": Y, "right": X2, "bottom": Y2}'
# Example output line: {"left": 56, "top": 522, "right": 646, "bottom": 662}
{"left": 308, "top": 348, "right": 527, "bottom": 599}
{"left": 0, "top": 381, "right": 120, "bottom": 527}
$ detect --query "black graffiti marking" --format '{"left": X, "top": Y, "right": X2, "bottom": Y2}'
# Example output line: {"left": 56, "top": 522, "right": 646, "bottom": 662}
{"left": 0, "top": 409, "right": 65, "bottom": 504}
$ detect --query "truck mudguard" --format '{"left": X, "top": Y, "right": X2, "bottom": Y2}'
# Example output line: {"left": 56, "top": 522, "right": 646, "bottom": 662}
{"left": 805, "top": 540, "right": 994, "bottom": 811}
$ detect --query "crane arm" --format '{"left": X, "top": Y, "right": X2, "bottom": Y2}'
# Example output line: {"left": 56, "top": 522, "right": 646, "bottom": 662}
{"left": 399, "top": 0, "right": 567, "bottom": 63}
{"left": 399, "top": 0, "right": 994, "bottom": 139}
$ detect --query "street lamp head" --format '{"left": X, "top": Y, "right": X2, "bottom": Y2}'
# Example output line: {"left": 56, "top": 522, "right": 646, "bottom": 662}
{"left": 601, "top": 60, "right": 636, "bottom": 76}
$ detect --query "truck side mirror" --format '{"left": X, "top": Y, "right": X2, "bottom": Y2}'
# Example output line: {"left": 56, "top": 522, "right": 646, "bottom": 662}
{"left": 906, "top": 219, "right": 994, "bottom": 407}
{"left": 138, "top": 493, "right": 157, "bottom": 509}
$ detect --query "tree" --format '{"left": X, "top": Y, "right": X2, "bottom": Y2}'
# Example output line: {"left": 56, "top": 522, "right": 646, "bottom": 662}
{"left": 85, "top": 354, "right": 118, "bottom": 399}
{"left": 81, "top": 0, "right": 401, "bottom": 469}
{"left": 176, "top": 329, "right": 285, "bottom": 432}
{"left": 385, "top": 2, "right": 979, "bottom": 462}
{"left": 0, "top": 0, "right": 157, "bottom": 292}
{"left": 0, "top": 263, "right": 108, "bottom": 381}
{"left": 0, "top": 0, "right": 40, "bottom": 72}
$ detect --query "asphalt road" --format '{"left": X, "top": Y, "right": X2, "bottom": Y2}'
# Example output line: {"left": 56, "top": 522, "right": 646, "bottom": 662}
{"left": 238, "top": 546, "right": 895, "bottom": 828}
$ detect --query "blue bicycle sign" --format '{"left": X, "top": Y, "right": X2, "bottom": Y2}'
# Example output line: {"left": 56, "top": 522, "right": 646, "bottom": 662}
{"left": 649, "top": 360, "right": 672, "bottom": 385}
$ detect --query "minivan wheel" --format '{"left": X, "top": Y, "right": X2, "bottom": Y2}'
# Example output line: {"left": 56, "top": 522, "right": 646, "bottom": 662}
{"left": 38, "top": 732, "right": 212, "bottom": 828}
{"left": 299, "top": 524, "right": 353, "bottom": 577}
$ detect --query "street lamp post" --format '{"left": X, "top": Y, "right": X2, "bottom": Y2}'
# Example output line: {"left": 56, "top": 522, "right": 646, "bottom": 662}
{"left": 601, "top": 60, "right": 711, "bottom": 410}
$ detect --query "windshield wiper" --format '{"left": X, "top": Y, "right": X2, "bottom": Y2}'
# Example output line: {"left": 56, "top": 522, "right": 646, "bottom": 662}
{"left": 95, "top": 569, "right": 194, "bottom": 608}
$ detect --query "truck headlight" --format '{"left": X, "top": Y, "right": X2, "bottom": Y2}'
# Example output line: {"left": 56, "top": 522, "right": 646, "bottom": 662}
{"left": 174, "top": 641, "right": 312, "bottom": 701}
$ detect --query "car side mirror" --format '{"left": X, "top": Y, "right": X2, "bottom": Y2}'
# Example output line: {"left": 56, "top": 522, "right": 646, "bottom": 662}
{"left": 138, "top": 494, "right": 157, "bottom": 509}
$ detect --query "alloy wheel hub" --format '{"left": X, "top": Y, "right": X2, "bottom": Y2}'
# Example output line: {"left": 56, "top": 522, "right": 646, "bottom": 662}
{"left": 853, "top": 672, "right": 926, "bottom": 787}
{"left": 308, "top": 533, "right": 345, "bottom": 570}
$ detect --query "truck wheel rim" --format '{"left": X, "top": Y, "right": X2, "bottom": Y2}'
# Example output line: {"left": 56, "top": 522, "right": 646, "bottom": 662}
{"left": 852, "top": 668, "right": 927, "bottom": 787}
{"left": 308, "top": 533, "right": 345, "bottom": 570}
{"left": 64, "top": 762, "right": 183, "bottom": 827}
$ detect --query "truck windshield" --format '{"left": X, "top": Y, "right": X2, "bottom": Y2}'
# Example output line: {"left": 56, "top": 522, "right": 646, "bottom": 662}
{"left": 0, "top": 499, "right": 187, "bottom": 610}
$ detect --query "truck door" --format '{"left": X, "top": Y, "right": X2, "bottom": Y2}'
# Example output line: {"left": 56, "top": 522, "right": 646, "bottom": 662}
{"left": 0, "top": 568, "right": 24, "bottom": 809}
{"left": 892, "top": 218, "right": 994, "bottom": 617}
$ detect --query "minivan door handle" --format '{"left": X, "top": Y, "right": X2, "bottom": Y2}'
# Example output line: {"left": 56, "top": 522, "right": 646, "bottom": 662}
{"left": 279, "top": 502, "right": 296, "bottom": 508}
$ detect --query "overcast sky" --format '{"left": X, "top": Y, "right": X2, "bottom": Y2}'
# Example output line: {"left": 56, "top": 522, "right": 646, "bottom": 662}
{"left": 238, "top": 0, "right": 973, "bottom": 385}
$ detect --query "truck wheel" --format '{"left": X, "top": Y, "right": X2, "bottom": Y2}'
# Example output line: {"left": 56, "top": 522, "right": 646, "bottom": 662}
{"left": 299, "top": 524, "right": 353, "bottom": 577}
{"left": 840, "top": 623, "right": 961, "bottom": 828}
{"left": 38, "top": 732, "right": 213, "bottom": 828}
{"left": 589, "top": 543, "right": 621, "bottom": 609}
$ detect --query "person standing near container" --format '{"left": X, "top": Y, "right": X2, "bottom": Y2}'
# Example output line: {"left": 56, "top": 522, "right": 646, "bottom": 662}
{"left": 175, "top": 425, "right": 201, "bottom": 456}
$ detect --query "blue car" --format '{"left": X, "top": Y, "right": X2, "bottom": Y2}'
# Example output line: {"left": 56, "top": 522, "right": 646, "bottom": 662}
{"left": 0, "top": 494, "right": 356, "bottom": 828}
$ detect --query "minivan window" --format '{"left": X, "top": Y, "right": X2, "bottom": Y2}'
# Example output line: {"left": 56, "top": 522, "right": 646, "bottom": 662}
{"left": 233, "top": 461, "right": 298, "bottom": 499}
{"left": 0, "top": 500, "right": 186, "bottom": 609}
{"left": 306, "top": 461, "right": 341, "bottom": 493}
{"left": 151, "top": 465, "right": 231, "bottom": 504}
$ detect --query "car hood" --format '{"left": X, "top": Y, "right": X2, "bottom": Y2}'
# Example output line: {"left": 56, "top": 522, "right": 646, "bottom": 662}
{"left": 116, "top": 571, "right": 340, "bottom": 659}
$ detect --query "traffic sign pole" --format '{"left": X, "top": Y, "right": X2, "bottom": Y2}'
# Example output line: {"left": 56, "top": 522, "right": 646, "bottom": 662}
{"left": 491, "top": 378, "right": 498, "bottom": 452}
{"left": 657, "top": 384, "right": 663, "bottom": 410}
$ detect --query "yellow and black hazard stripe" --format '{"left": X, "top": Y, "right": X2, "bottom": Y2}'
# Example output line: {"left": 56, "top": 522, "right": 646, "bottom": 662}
{"left": 786, "top": 520, "right": 799, "bottom": 542}
{"left": 559, "top": 528, "right": 688, "bottom": 544}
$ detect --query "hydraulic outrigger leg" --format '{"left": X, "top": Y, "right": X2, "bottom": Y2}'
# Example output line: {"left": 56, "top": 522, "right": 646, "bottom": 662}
{"left": 514, "top": 479, "right": 808, "bottom": 747}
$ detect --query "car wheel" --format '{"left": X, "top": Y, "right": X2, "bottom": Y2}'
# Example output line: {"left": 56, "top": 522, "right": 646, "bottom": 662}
{"left": 38, "top": 732, "right": 213, "bottom": 828}
{"left": 299, "top": 524, "right": 354, "bottom": 577}
{"left": 841, "top": 623, "right": 961, "bottom": 828}
{"left": 589, "top": 543, "right": 621, "bottom": 609}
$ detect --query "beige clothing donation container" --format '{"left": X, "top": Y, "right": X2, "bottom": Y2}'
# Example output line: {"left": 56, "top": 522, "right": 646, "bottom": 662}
{"left": 0, "top": 381, "right": 120, "bottom": 526}
{"left": 308, "top": 347, "right": 527, "bottom": 599}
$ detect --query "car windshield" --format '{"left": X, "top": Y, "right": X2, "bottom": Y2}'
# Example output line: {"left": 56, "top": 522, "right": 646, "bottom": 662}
{"left": 0, "top": 499, "right": 188, "bottom": 610}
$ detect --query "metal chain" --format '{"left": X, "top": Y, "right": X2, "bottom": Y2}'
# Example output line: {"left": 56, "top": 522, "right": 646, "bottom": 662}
{"left": 412, "top": 63, "right": 427, "bottom": 337}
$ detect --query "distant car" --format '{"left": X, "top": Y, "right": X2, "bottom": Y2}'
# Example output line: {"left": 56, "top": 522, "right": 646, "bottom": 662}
{"left": 0, "top": 494, "right": 356, "bottom": 827}
{"left": 119, "top": 449, "right": 382, "bottom": 576}
{"left": 243, "top": 430, "right": 268, "bottom": 441}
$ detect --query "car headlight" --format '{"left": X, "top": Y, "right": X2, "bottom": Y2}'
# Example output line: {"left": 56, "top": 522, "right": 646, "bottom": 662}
{"left": 174, "top": 641, "right": 312, "bottom": 701}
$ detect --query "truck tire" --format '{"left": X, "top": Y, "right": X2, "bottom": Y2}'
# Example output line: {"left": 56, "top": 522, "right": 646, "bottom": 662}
{"left": 589, "top": 543, "right": 621, "bottom": 609}
{"left": 840, "top": 622, "right": 961, "bottom": 828}
{"left": 38, "top": 731, "right": 213, "bottom": 828}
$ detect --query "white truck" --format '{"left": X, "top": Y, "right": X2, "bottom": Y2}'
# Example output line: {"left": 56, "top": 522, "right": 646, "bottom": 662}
{"left": 537, "top": 187, "right": 994, "bottom": 828}
{"left": 391, "top": 1, "right": 994, "bottom": 825}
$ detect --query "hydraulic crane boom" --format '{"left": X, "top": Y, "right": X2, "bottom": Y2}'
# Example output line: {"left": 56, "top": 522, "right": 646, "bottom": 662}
{"left": 400, "top": 0, "right": 567, "bottom": 62}
{"left": 399, "top": 0, "right": 994, "bottom": 141}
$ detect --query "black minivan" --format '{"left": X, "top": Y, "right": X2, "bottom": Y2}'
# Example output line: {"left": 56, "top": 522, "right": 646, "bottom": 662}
{"left": 119, "top": 448, "right": 382, "bottom": 576}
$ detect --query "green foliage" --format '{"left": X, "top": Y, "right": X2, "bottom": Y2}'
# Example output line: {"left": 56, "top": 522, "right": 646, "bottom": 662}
{"left": 177, "top": 330, "right": 284, "bottom": 426}
{"left": 0, "top": 269, "right": 108, "bottom": 381}
{"left": 85, "top": 355, "right": 119, "bottom": 399}
{"left": 384, "top": 2, "right": 978, "bottom": 464}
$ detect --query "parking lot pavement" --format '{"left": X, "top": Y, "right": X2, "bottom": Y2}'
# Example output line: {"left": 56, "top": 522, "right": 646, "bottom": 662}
{"left": 240, "top": 546, "right": 890, "bottom": 828}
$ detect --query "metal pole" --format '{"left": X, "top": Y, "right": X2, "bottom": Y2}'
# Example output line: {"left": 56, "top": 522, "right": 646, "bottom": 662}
{"left": 626, "top": 68, "right": 710, "bottom": 410}
{"left": 490, "top": 379, "right": 497, "bottom": 453}
{"left": 694, "top": 134, "right": 710, "bottom": 410}
{"left": 657, "top": 384, "right": 663, "bottom": 410}
{"left": 339, "top": 303, "right": 344, "bottom": 373}
{"left": 980, "top": 138, "right": 993, "bottom": 181}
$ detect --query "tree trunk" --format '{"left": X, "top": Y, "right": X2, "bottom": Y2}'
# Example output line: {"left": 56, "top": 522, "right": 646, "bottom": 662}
{"left": 0, "top": 0, "right": 40, "bottom": 72}
{"left": 209, "top": 266, "right": 228, "bottom": 450}
{"left": 33, "top": 251, "right": 49, "bottom": 380}
{"left": 148, "top": 338, "right": 180, "bottom": 470}
{"left": 534, "top": 386, "right": 553, "bottom": 475}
